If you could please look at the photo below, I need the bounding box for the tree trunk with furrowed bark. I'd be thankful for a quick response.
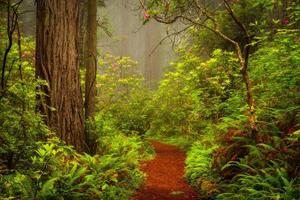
[84,0,97,153]
[85,0,97,119]
[36,0,86,152]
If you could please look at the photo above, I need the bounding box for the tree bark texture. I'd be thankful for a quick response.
[84,0,97,119]
[36,0,86,152]
[84,0,97,153]
[235,44,257,135]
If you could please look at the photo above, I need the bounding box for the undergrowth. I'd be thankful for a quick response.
[0,134,151,200]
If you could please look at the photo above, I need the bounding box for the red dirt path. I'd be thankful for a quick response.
[133,141,199,200]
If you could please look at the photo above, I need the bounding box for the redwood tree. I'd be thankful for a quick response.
[84,0,97,119]
[36,0,86,151]
[84,0,97,153]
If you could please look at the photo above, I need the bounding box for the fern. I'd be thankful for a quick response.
[217,161,300,200]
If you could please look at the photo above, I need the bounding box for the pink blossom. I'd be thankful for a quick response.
[282,18,289,25]
[144,11,150,20]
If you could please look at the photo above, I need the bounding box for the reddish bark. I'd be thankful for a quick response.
[36,0,86,152]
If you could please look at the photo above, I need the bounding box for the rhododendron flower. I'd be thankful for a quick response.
[144,11,150,20]
[231,154,238,161]
[282,18,289,25]
[111,63,118,71]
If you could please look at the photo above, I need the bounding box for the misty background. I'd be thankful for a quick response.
[20,0,176,87]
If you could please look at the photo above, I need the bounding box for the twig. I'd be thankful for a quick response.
[223,0,250,40]
[148,25,192,56]
[1,0,23,90]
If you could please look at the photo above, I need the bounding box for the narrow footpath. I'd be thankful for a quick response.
[134,141,199,200]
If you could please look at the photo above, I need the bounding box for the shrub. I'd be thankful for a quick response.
[217,161,300,200]
[185,136,219,198]
[96,54,153,136]
[0,35,49,171]
[0,135,149,200]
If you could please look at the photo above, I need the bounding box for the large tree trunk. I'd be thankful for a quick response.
[36,0,86,152]
[85,0,97,119]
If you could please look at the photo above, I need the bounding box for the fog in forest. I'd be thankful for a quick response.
[99,0,175,87]
[20,0,175,87]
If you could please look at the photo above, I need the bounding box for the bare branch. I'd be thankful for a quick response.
[223,0,250,40]
[138,0,146,10]
[148,25,192,56]
[1,0,23,90]
[16,20,22,80]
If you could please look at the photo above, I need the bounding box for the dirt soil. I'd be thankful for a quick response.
[133,141,199,200]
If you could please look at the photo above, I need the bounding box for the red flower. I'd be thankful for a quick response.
[282,18,289,25]
[231,154,238,161]
[288,127,295,133]
[144,11,151,20]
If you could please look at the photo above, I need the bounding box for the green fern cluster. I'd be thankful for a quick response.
[217,161,300,200]
[0,134,148,200]
[185,137,220,198]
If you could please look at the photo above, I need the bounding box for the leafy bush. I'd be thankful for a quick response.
[185,136,219,198]
[217,161,300,200]
[96,54,153,136]
[251,30,300,135]
[0,34,49,171]
[148,25,300,200]
[98,132,154,162]
[0,135,148,200]
[150,48,243,137]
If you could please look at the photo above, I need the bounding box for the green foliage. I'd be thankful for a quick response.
[0,32,49,171]
[251,30,300,134]
[0,80,48,164]
[149,50,202,136]
[1,1,300,200]
[97,54,143,103]
[1,135,147,200]
[145,9,300,199]
[96,54,153,136]
[150,47,245,137]
[185,142,214,181]
[144,0,284,56]
[185,138,219,198]
[0,38,151,199]
[98,132,154,162]
[146,132,196,150]
[217,161,300,200]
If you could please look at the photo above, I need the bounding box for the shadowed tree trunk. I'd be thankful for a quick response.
[84,0,97,153]
[36,0,86,152]
[85,0,97,120]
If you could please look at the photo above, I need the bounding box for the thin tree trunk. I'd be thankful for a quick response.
[84,0,97,153]
[36,0,86,152]
[85,0,97,119]
[241,63,256,132]
[235,44,257,136]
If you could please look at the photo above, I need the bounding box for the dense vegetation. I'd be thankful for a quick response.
[143,0,300,199]
[0,1,153,199]
[1,0,300,199]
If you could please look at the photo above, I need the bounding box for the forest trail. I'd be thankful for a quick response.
[133,141,199,200]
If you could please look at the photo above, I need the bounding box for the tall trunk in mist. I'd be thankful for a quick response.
[84,0,97,153]
[85,0,97,119]
[36,0,86,152]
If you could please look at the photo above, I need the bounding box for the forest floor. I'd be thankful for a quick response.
[133,141,199,200]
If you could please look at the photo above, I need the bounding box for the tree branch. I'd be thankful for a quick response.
[148,25,192,56]
[223,0,250,40]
